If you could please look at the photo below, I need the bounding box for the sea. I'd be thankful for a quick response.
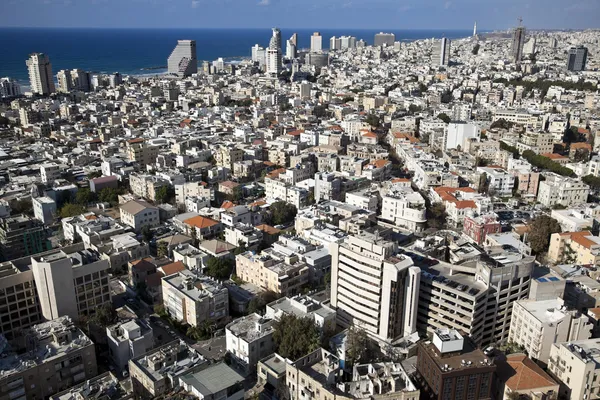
[0,27,475,87]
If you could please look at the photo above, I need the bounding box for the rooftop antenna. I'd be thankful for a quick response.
[517,17,523,27]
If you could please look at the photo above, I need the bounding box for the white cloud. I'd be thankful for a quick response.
[258,0,270,5]
[444,1,452,8]
[191,0,199,7]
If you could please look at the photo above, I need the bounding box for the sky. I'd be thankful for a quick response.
[1,0,599,30]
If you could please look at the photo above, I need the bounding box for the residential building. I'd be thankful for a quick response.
[548,339,600,400]
[179,362,245,400]
[31,246,111,320]
[380,184,427,232]
[129,340,207,399]
[26,53,55,95]
[416,329,495,400]
[310,32,322,52]
[537,174,590,208]
[374,32,395,47]
[477,166,515,196]
[0,316,97,400]
[119,199,159,232]
[286,348,343,400]
[509,298,592,365]
[225,313,275,375]
[107,319,154,370]
[341,362,420,400]
[548,231,600,266]
[235,249,310,297]
[0,215,51,261]
[50,371,132,400]
[90,175,119,193]
[330,229,421,342]
[257,354,287,399]
[462,213,501,245]
[32,196,56,225]
[495,354,559,400]
[314,172,342,202]
[167,40,198,77]
[126,138,158,166]
[0,77,21,98]
[265,295,336,330]
[40,163,61,184]
[161,269,229,327]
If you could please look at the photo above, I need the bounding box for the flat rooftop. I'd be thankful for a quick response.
[420,338,493,372]
[516,299,571,325]
[179,362,244,396]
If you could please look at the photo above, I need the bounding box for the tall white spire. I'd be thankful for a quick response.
[473,21,477,36]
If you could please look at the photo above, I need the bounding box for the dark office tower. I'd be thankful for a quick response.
[511,26,526,63]
[567,46,588,71]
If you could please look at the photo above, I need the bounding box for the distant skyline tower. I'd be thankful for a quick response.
[310,32,322,52]
[26,53,55,95]
[431,38,451,67]
[0,77,21,98]
[374,32,396,47]
[473,21,477,36]
[330,36,341,51]
[266,28,282,77]
[290,32,298,47]
[286,34,297,59]
[511,18,526,64]
[567,46,588,71]
[167,40,198,77]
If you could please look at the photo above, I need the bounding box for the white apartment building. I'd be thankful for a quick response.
[314,172,342,202]
[444,123,480,150]
[40,163,61,184]
[107,319,154,370]
[551,205,600,232]
[265,295,336,330]
[310,32,322,52]
[548,340,600,400]
[162,270,229,327]
[33,196,56,225]
[477,167,516,196]
[30,246,111,320]
[380,185,427,232]
[119,199,159,232]
[175,181,213,205]
[537,173,590,208]
[167,40,198,77]
[345,189,378,212]
[509,299,592,365]
[225,313,274,375]
[515,131,554,154]
[330,229,420,342]
[26,53,55,95]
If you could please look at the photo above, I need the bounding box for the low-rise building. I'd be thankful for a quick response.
[548,231,600,266]
[33,196,57,225]
[119,199,159,232]
[161,269,229,327]
[537,174,590,208]
[341,362,420,400]
[286,348,343,400]
[51,371,133,400]
[265,295,336,330]
[225,313,275,375]
[129,340,207,399]
[495,354,559,400]
[107,319,154,370]
[508,298,592,365]
[548,339,600,400]
[179,362,245,400]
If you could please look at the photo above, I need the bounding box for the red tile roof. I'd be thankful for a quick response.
[184,216,219,229]
[500,354,557,392]
[159,261,186,277]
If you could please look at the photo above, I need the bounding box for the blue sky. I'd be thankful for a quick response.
[2,0,599,30]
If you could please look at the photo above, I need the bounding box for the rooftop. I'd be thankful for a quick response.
[131,340,206,382]
[162,269,226,301]
[226,313,274,343]
[179,362,244,396]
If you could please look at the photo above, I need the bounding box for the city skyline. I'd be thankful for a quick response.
[1,0,599,30]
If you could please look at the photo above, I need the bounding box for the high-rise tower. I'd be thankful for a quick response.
[310,32,322,52]
[167,40,198,77]
[431,38,451,67]
[511,19,526,64]
[567,46,588,71]
[26,53,55,95]
[266,28,282,78]
[473,21,477,36]
[286,34,297,59]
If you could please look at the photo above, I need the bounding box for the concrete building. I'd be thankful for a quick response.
[567,46,588,71]
[126,138,158,166]
[265,295,336,330]
[107,319,154,371]
[167,40,198,77]
[431,38,451,67]
[26,53,55,95]
[286,348,343,400]
[314,172,342,202]
[330,229,421,342]
[341,362,420,400]
[380,184,427,232]
[548,231,600,266]
[31,246,111,320]
[0,77,21,98]
[32,196,57,225]
[0,215,51,261]
[374,32,395,47]
[548,339,600,400]
[129,340,207,399]
[90,175,119,193]
[50,371,132,400]
[537,174,590,208]
[225,313,274,375]
[416,329,495,400]
[161,269,229,327]
[179,362,244,400]
[509,298,592,365]
[0,316,97,400]
[40,163,61,184]
[512,26,526,63]
[119,199,159,232]
[495,354,559,400]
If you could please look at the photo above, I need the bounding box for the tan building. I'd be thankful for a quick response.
[161,269,229,327]
[126,138,158,166]
[286,348,348,400]
[215,145,244,169]
[537,174,590,208]
[548,339,600,400]
[119,199,159,232]
[548,231,600,266]
[495,354,559,400]
[235,250,310,297]
[509,299,592,365]
[0,316,97,400]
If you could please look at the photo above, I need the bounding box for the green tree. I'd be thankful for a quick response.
[408,104,422,114]
[268,201,298,226]
[440,90,453,103]
[346,326,376,365]
[583,175,600,190]
[500,341,527,356]
[87,171,102,179]
[155,185,175,204]
[273,314,321,360]
[490,118,514,130]
[75,188,95,205]
[426,203,447,229]
[527,215,562,254]
[89,303,116,328]
[247,291,279,315]
[59,203,86,218]
[141,225,154,242]
[10,198,34,216]
[157,241,169,258]
[205,256,234,280]
[437,113,451,124]
[472,43,480,55]
[365,114,381,128]
[98,187,119,205]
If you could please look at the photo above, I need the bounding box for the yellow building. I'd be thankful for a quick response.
[548,231,600,266]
